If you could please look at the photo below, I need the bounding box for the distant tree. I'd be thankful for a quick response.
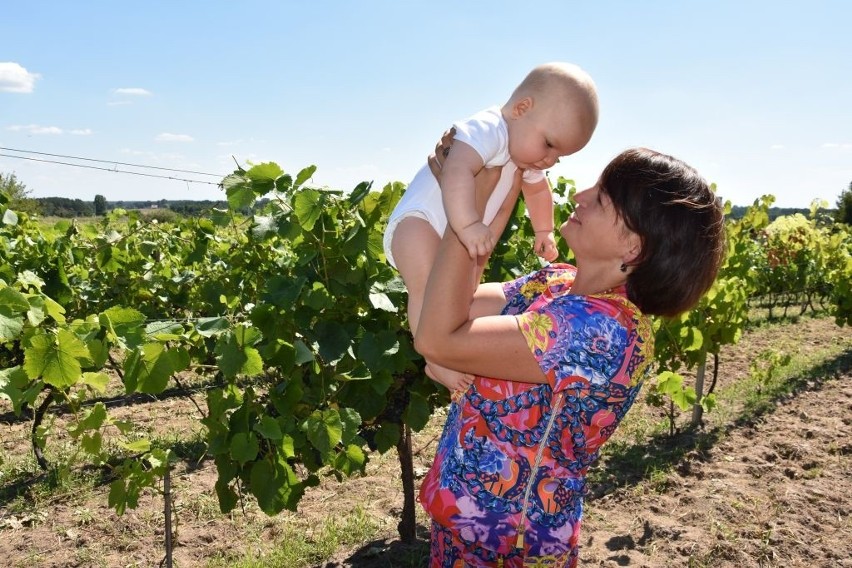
[0,172,27,200]
[835,182,852,225]
[94,194,107,216]
[0,172,40,214]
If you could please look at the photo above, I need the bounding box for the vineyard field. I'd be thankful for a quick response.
[0,315,848,567]
[2,164,851,567]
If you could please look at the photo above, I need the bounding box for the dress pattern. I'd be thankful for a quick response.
[419,264,654,567]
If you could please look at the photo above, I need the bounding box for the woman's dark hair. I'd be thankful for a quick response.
[600,148,726,317]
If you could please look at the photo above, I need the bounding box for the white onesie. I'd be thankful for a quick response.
[383,107,544,268]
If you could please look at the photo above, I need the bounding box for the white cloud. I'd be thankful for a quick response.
[6,124,62,135]
[112,87,152,96]
[770,144,785,150]
[0,62,40,93]
[155,133,194,143]
[821,142,852,150]
[70,129,93,136]
[107,100,133,107]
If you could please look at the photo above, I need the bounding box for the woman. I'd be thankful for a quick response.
[415,147,726,567]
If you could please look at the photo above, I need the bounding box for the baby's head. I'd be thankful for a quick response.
[502,62,599,170]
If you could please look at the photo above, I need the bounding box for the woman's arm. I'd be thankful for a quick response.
[415,219,547,384]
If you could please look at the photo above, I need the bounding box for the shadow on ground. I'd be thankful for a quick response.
[316,525,430,567]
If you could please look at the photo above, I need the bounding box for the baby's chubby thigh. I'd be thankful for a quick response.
[382,164,448,268]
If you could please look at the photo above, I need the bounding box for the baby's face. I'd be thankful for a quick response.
[507,97,591,170]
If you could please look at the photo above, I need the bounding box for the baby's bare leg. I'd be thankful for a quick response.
[392,217,474,392]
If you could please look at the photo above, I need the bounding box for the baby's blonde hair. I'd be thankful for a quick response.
[509,62,599,131]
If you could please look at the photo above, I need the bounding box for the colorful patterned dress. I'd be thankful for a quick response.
[419,264,654,567]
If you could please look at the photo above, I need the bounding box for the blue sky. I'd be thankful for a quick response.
[1,1,850,208]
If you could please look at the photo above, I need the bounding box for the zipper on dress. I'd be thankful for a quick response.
[515,391,564,552]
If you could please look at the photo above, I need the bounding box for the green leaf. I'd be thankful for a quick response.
[223,173,256,210]
[196,316,229,338]
[71,402,108,436]
[119,438,151,452]
[0,306,24,341]
[348,180,372,205]
[86,339,109,367]
[249,455,303,514]
[41,295,66,323]
[123,343,189,393]
[654,371,683,395]
[0,287,30,313]
[0,366,30,414]
[145,320,184,340]
[215,334,264,379]
[339,407,362,444]
[679,326,705,352]
[357,331,400,373]
[108,479,128,515]
[294,165,317,188]
[315,321,350,363]
[215,478,239,513]
[303,282,333,311]
[82,372,110,393]
[304,408,343,454]
[230,432,259,465]
[263,275,307,308]
[368,291,396,312]
[293,188,323,230]
[403,391,431,431]
[671,386,697,411]
[25,296,46,326]
[333,443,366,476]
[101,306,146,349]
[24,329,90,388]
[246,162,284,183]
[210,208,231,227]
[374,422,401,454]
[255,415,283,441]
[294,340,314,365]
[81,431,103,455]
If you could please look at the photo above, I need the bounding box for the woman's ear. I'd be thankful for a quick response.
[622,233,642,265]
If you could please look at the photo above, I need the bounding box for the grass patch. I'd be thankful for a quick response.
[207,505,382,568]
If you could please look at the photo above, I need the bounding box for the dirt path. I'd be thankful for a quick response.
[580,360,851,567]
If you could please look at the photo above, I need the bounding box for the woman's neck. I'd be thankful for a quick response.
[570,263,627,296]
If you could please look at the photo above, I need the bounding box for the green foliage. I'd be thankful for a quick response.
[835,182,852,225]
[2,162,851,525]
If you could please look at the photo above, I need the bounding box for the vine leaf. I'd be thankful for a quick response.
[123,343,189,393]
[250,455,304,514]
[24,329,90,389]
[304,408,343,454]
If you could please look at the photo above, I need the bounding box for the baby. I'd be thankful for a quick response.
[383,62,599,392]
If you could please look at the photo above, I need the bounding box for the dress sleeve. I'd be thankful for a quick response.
[514,295,633,393]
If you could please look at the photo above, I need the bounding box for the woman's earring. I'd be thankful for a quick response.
[619,263,627,273]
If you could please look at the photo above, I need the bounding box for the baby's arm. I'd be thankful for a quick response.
[439,141,494,259]
[522,178,558,262]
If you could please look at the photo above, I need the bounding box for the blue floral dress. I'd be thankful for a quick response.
[419,264,654,567]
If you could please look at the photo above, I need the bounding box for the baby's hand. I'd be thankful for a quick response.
[458,221,494,259]
[534,230,558,262]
